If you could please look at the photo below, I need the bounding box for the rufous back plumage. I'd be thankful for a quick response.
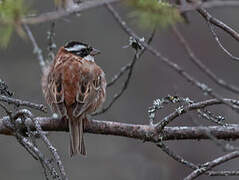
[42,42,106,156]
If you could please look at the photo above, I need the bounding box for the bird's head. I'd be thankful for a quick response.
[64,41,100,62]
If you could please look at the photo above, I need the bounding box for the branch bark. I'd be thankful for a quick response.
[197,8,239,42]
[21,0,119,24]
[21,0,239,25]
[2,116,239,142]
[185,151,239,180]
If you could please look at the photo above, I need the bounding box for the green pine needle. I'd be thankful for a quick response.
[0,0,29,48]
[126,0,182,29]
[0,26,13,48]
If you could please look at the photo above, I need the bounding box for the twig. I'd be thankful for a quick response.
[190,112,237,153]
[149,95,227,130]
[93,52,139,115]
[15,109,68,180]
[154,98,237,180]
[208,171,239,176]
[40,159,50,180]
[197,109,226,126]
[207,21,239,61]
[20,0,239,25]
[107,28,156,87]
[94,27,156,115]
[0,106,59,179]
[21,0,119,24]
[157,142,197,168]
[105,3,239,113]
[47,22,56,64]
[179,1,239,12]
[199,1,239,10]
[148,95,193,126]
[0,79,13,97]
[154,98,237,132]
[23,24,46,71]
[197,8,239,42]
[20,136,60,180]
[0,95,47,112]
[106,61,132,87]
[158,142,239,177]
[184,151,239,180]
[17,137,39,160]
[172,26,239,94]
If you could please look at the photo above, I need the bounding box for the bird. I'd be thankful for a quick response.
[41,41,106,156]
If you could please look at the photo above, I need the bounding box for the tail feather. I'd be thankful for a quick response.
[68,118,87,156]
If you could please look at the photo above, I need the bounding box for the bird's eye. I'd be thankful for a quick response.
[76,48,88,57]
[82,49,88,56]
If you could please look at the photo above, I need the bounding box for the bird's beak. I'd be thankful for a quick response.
[90,48,101,56]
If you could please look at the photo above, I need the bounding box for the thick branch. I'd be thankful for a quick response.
[1,116,239,142]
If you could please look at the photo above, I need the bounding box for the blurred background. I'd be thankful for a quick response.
[1,1,239,179]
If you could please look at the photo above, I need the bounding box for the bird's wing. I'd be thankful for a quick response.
[72,63,100,118]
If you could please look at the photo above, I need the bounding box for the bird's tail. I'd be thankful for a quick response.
[68,117,86,156]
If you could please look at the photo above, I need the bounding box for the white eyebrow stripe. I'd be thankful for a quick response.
[65,44,86,52]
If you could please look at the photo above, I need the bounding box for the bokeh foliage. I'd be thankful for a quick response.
[0,0,182,48]
[127,0,182,29]
[0,0,29,48]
